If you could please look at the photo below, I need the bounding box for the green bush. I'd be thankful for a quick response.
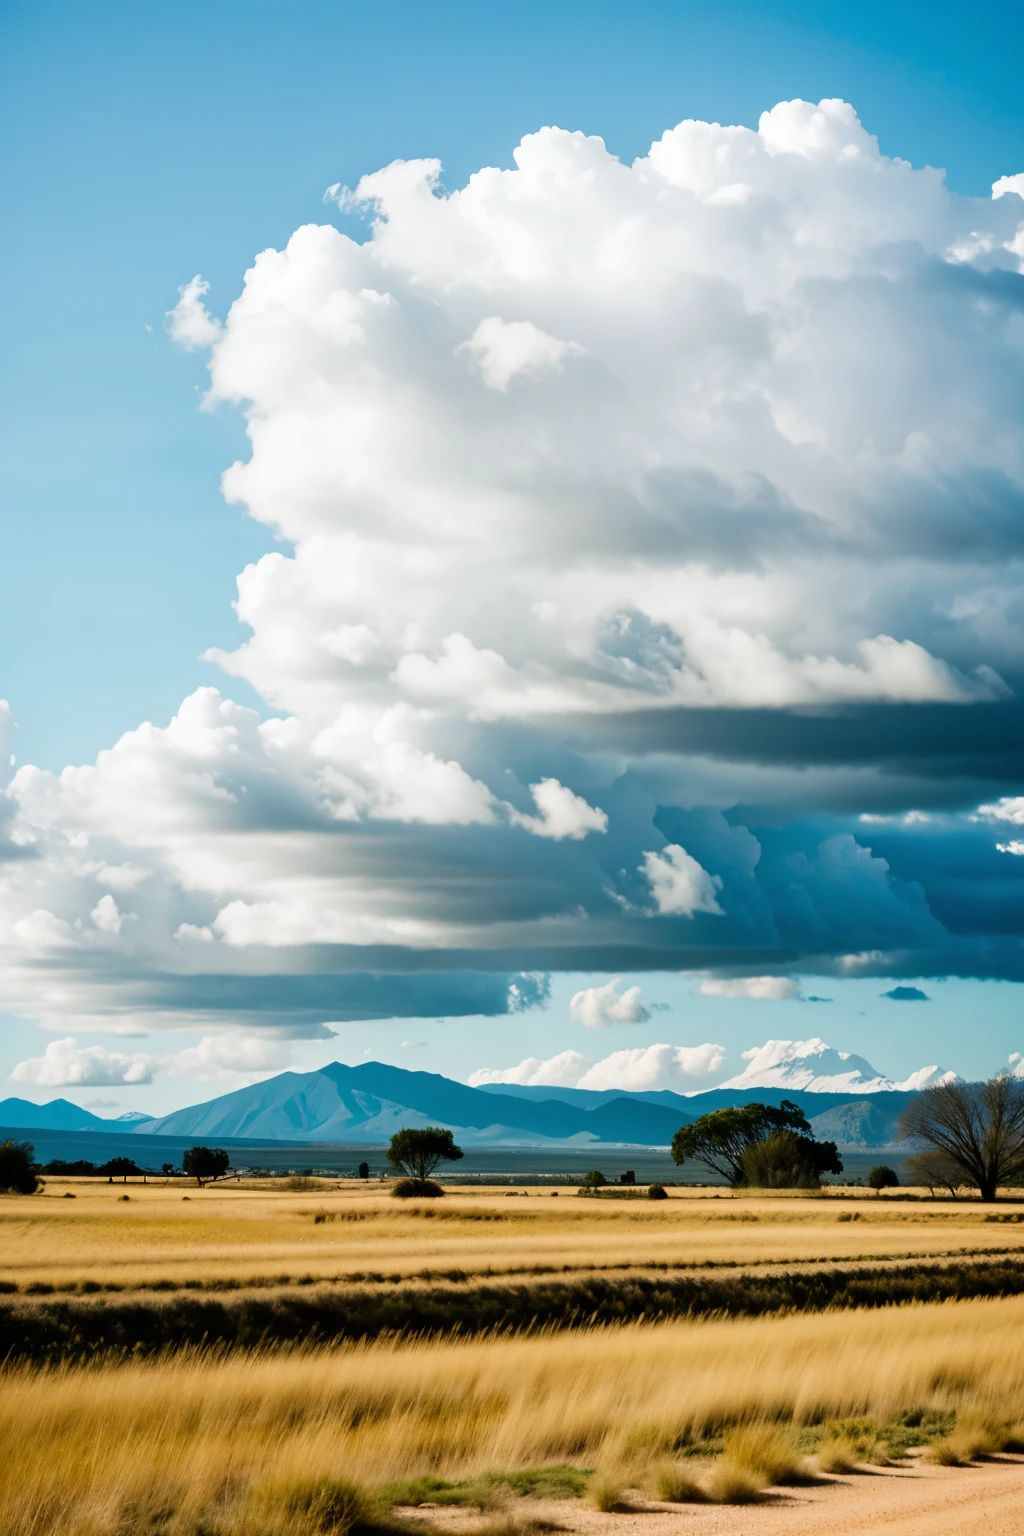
[0,1140,39,1195]
[647,1184,669,1200]
[868,1165,900,1191]
[391,1178,444,1198]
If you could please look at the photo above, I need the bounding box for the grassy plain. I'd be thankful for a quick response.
[5,1294,1024,1534]
[5,1178,1024,1293]
[7,1179,1024,1534]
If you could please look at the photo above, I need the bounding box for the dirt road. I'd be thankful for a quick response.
[577,1458,1024,1536]
[404,1455,1024,1536]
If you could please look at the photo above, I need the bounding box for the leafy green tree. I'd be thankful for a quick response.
[99,1157,143,1184]
[868,1164,900,1191]
[898,1077,1024,1202]
[740,1129,843,1189]
[671,1100,817,1185]
[182,1146,231,1186]
[582,1170,607,1187]
[357,1161,370,1180]
[386,1127,464,1182]
[0,1139,39,1194]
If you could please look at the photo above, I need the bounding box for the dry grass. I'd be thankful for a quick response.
[4,1181,1024,1294]
[4,1293,1024,1532]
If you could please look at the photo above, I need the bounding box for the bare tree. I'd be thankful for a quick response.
[897,1077,1024,1201]
[901,1147,967,1198]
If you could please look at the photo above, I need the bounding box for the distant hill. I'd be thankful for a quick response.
[0,1097,110,1131]
[128,1060,917,1149]
[133,1061,693,1146]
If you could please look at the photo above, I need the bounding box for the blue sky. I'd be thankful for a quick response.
[2,0,1024,1112]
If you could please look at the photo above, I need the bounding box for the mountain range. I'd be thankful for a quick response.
[0,1052,924,1151]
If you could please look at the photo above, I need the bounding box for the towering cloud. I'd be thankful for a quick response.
[2,98,1024,1039]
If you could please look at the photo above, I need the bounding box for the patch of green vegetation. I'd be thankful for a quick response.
[802,1408,956,1458]
[379,1467,592,1508]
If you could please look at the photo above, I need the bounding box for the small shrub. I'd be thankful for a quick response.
[582,1171,607,1188]
[816,1435,860,1473]
[704,1460,764,1504]
[721,1422,804,1485]
[587,1471,625,1511]
[942,1414,1007,1463]
[925,1437,966,1466]
[391,1178,444,1198]
[650,1461,705,1502]
[647,1184,669,1200]
[260,1475,370,1535]
[868,1165,900,1191]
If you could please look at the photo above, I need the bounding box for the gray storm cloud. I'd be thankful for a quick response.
[2,98,1024,1035]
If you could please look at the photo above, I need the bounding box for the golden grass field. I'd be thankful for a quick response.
[4,1177,1024,1293]
[6,1291,1024,1534]
[7,1178,1024,1535]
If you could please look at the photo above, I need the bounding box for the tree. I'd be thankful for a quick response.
[868,1164,900,1191]
[898,1077,1024,1202]
[43,1159,96,1176]
[99,1157,143,1184]
[182,1146,231,1186]
[582,1170,607,1187]
[357,1161,370,1180]
[0,1140,39,1194]
[386,1127,463,1182]
[740,1130,843,1189]
[901,1147,967,1198]
[672,1100,823,1186]
[161,1163,177,1177]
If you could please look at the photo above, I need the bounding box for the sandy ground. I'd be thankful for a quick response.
[399,1455,1024,1536]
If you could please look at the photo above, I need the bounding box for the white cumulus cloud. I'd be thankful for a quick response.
[11,1037,158,1087]
[700,976,801,1000]
[511,779,608,840]
[468,1049,591,1087]
[0,99,1022,1033]
[577,1043,725,1092]
[643,845,724,917]
[569,977,650,1027]
[165,275,223,350]
[469,1041,724,1092]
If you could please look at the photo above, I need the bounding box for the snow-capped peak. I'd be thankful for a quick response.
[717,1038,954,1094]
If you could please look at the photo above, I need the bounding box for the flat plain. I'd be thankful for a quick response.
[6,1177,1024,1536]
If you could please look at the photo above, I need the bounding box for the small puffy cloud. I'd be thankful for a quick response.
[577,1042,725,1092]
[512,779,608,841]
[93,863,150,892]
[978,797,1024,825]
[90,894,123,935]
[12,910,74,950]
[882,985,931,1001]
[569,977,650,1028]
[166,275,222,350]
[456,317,581,391]
[642,845,724,917]
[11,1037,158,1087]
[163,1033,286,1082]
[700,976,801,1001]
[469,1049,591,1087]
